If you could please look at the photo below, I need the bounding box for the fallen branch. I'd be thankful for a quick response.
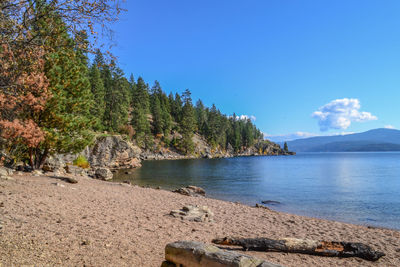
[212,237,385,261]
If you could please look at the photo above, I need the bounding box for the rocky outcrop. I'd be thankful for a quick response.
[237,141,295,157]
[170,205,214,222]
[84,135,142,169]
[173,185,206,197]
[41,135,142,174]
[36,133,292,176]
[162,241,283,267]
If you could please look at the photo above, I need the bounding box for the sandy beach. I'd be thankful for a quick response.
[0,173,399,267]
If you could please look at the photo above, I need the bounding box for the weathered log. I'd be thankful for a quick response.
[212,237,385,262]
[162,241,284,267]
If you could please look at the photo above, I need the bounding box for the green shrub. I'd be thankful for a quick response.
[73,155,90,169]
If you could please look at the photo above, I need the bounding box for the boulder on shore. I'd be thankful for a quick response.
[94,168,113,181]
[161,241,283,267]
[173,185,206,197]
[170,205,213,222]
[66,165,87,176]
[0,167,13,180]
[0,167,13,176]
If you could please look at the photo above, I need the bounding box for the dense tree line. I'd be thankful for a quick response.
[88,58,264,153]
[0,0,263,169]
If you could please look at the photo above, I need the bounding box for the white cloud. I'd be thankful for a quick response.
[312,98,377,131]
[384,125,396,129]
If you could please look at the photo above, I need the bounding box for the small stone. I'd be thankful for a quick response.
[32,170,43,176]
[81,240,90,246]
[52,182,65,187]
[62,177,78,184]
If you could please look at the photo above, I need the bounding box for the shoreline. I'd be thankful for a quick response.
[113,177,399,232]
[1,173,399,266]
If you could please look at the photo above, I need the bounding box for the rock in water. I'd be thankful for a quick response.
[162,241,284,267]
[170,205,213,222]
[261,200,281,205]
[94,168,113,181]
[173,185,206,197]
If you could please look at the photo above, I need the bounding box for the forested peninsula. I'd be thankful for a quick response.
[0,1,291,172]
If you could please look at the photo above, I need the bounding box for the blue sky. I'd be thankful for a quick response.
[105,0,400,141]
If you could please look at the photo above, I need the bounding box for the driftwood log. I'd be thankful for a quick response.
[162,241,284,267]
[212,237,385,261]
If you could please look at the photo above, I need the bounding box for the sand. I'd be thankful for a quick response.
[0,173,399,267]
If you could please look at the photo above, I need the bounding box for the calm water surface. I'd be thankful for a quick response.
[114,152,400,229]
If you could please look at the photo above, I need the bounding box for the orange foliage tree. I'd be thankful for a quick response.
[0,0,125,169]
[0,43,51,167]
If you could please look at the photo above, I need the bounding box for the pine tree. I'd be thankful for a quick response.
[103,62,130,132]
[131,76,152,148]
[171,93,183,123]
[88,63,105,130]
[160,92,172,137]
[39,14,95,166]
[229,113,242,152]
[151,95,163,135]
[284,142,289,152]
[128,73,136,100]
[179,89,196,154]
[195,100,207,135]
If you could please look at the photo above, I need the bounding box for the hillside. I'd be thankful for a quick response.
[286,128,400,152]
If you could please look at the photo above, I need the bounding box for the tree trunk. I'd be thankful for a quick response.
[29,148,34,169]
[212,237,385,262]
[32,146,48,170]
[37,147,49,169]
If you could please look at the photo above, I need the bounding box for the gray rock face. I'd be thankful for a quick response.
[42,135,142,172]
[84,136,142,169]
[162,241,284,267]
[42,154,75,172]
[173,185,206,197]
[170,205,213,222]
[94,168,113,181]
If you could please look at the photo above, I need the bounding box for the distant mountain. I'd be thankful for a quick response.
[285,128,400,152]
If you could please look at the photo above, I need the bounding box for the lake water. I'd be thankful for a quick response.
[113,152,400,229]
